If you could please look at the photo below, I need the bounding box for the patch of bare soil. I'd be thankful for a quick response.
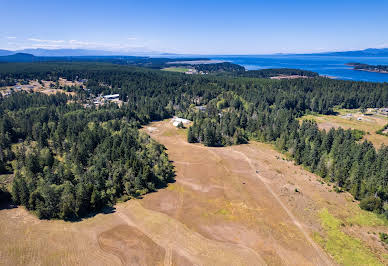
[98,224,165,265]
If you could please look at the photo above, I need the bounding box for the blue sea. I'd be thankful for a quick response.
[210,55,388,82]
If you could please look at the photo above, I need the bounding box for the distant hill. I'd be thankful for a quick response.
[0,49,14,56]
[0,53,37,62]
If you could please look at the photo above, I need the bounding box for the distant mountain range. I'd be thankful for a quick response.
[0,49,15,56]
[1,48,388,58]
[313,48,388,57]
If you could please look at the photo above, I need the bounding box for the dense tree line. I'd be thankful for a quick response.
[11,115,173,219]
[191,62,245,73]
[238,68,319,78]
[0,92,175,219]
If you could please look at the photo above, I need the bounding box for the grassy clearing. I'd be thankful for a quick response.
[161,67,189,73]
[300,109,388,147]
[166,183,184,193]
[346,210,388,227]
[162,127,188,137]
[314,208,382,266]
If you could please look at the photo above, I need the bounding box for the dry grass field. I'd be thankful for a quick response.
[161,67,190,73]
[1,119,388,265]
[300,109,388,147]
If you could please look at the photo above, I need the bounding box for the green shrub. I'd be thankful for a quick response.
[379,232,388,244]
[360,196,383,213]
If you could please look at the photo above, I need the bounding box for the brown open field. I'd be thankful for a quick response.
[1,119,387,265]
[300,110,388,148]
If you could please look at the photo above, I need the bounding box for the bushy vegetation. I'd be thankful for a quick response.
[379,232,388,245]
[376,124,388,136]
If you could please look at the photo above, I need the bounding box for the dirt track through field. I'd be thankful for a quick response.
[232,148,332,266]
[132,121,334,265]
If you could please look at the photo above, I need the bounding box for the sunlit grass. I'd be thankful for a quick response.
[162,67,189,73]
[314,208,382,265]
[346,210,388,227]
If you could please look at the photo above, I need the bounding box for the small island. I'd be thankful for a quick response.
[347,62,388,74]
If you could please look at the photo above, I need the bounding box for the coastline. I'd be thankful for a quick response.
[346,63,388,74]
[353,68,388,74]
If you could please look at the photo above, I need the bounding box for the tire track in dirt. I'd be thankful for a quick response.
[163,246,172,266]
[96,235,125,266]
[115,201,267,266]
[231,147,333,266]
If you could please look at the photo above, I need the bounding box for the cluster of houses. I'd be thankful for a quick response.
[340,108,388,122]
[1,85,34,97]
[379,108,388,115]
[366,108,388,116]
[184,69,208,75]
[90,94,121,106]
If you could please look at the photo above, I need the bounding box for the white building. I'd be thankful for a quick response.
[103,94,120,100]
[172,117,191,127]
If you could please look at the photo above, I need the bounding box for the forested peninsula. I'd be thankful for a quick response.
[347,62,388,74]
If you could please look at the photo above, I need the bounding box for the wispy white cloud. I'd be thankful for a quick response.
[29,43,66,49]
[2,37,161,52]
[66,39,152,51]
[28,38,64,43]
[6,36,16,39]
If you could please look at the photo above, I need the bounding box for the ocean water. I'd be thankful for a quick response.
[210,55,388,82]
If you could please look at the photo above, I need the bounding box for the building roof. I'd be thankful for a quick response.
[103,94,120,99]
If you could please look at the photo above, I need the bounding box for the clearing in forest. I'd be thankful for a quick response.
[300,108,388,147]
[161,67,190,73]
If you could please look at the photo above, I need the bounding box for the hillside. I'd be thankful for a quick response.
[0,53,37,62]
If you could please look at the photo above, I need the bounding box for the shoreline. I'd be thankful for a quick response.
[353,68,388,74]
[346,63,388,74]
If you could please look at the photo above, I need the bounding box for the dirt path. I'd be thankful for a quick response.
[141,122,335,265]
[232,148,332,266]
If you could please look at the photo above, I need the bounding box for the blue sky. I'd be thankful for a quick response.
[1,0,388,54]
